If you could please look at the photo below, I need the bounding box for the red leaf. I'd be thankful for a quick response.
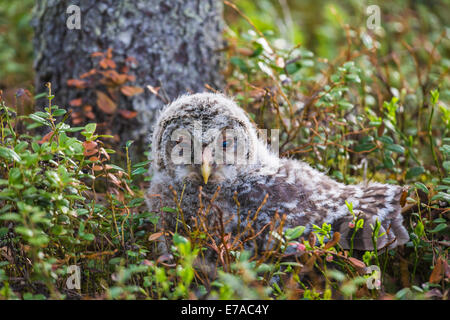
[120,86,144,97]
[83,141,98,156]
[430,257,445,284]
[67,79,86,88]
[106,59,116,69]
[70,98,83,107]
[83,141,98,151]
[348,257,366,270]
[118,109,138,119]
[38,131,54,144]
[80,69,97,79]
[148,232,164,241]
[96,91,117,114]
[91,51,104,58]
[83,148,98,156]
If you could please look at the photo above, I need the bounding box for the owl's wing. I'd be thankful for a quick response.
[332,183,410,251]
[238,159,409,251]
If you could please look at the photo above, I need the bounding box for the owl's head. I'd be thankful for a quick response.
[151,93,273,186]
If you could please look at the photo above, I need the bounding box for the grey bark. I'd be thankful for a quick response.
[32,0,224,154]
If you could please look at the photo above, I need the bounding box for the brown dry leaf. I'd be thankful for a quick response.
[85,111,96,120]
[38,131,54,144]
[71,117,83,125]
[67,79,86,88]
[99,59,109,69]
[121,86,144,97]
[156,253,174,266]
[142,259,154,267]
[107,173,121,186]
[109,72,128,85]
[377,122,385,137]
[69,98,83,107]
[148,232,164,241]
[99,147,110,161]
[83,140,98,151]
[236,47,254,56]
[92,165,103,171]
[91,51,104,58]
[106,48,113,59]
[118,109,138,119]
[400,257,410,287]
[83,148,98,157]
[308,232,317,248]
[105,59,116,69]
[430,257,445,284]
[123,181,135,196]
[96,91,117,114]
[400,189,408,207]
[80,69,97,79]
[347,257,366,270]
[324,232,341,250]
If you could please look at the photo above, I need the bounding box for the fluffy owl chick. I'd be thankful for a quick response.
[147,93,409,254]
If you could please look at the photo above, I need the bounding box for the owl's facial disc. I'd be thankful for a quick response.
[167,126,248,186]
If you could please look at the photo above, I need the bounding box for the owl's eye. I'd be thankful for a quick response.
[222,139,234,149]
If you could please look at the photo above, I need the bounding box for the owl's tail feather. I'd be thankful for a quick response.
[335,184,410,251]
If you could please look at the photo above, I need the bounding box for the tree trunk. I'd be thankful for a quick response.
[32,0,224,155]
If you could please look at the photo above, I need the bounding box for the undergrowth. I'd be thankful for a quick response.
[0,0,449,300]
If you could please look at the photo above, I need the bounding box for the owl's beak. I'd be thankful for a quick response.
[201,147,212,184]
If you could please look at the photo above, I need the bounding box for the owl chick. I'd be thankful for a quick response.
[146,93,409,256]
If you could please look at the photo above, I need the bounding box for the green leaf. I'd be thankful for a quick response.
[414,221,424,237]
[338,101,353,110]
[344,74,361,83]
[429,223,447,233]
[406,166,425,179]
[126,140,134,148]
[0,147,21,162]
[443,161,450,173]
[430,89,439,105]
[52,109,67,117]
[230,56,250,74]
[354,143,376,152]
[385,144,405,154]
[84,123,97,134]
[431,192,450,202]
[81,233,95,241]
[29,113,50,126]
[131,167,147,176]
[377,136,394,145]
[173,233,188,245]
[414,182,429,194]
[107,164,126,172]
[132,160,151,168]
[286,62,301,75]
[284,226,306,240]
